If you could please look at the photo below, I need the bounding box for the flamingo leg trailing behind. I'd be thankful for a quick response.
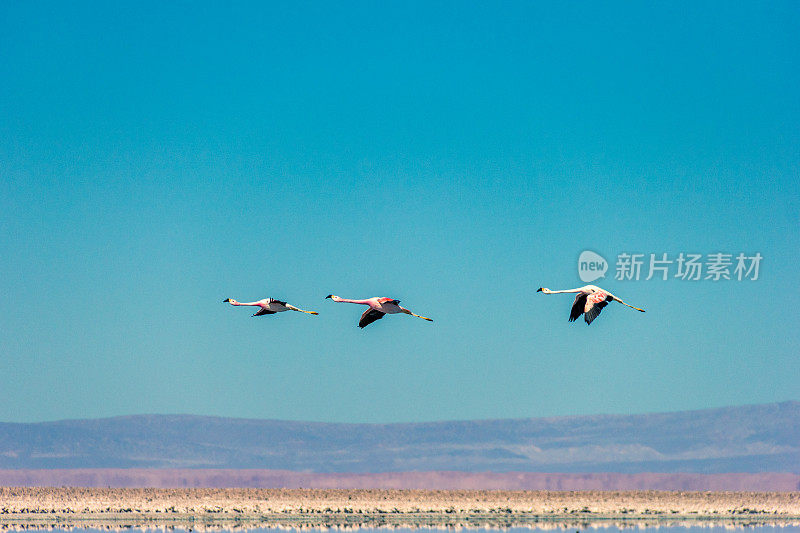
[223,297,318,317]
[325,295,433,328]
[537,285,644,325]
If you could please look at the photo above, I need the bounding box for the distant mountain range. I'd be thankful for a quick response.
[0,402,798,473]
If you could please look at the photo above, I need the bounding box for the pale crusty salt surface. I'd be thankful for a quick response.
[1,488,799,529]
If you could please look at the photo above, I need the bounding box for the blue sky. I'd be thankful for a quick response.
[1,2,798,423]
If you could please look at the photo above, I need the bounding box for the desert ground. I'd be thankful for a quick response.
[0,488,799,529]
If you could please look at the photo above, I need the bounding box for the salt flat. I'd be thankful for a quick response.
[1,487,799,527]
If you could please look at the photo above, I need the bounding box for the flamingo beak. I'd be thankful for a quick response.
[536,288,543,292]
[223,298,231,302]
[324,295,332,299]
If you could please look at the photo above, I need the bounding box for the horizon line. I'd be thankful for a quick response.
[2,399,797,426]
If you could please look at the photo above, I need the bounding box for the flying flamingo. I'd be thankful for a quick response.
[223,297,318,317]
[325,295,433,328]
[537,285,645,325]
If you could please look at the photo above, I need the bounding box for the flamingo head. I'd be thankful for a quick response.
[223,298,232,303]
[537,287,549,293]
[325,294,333,299]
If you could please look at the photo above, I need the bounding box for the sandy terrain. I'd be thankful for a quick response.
[0,487,799,528]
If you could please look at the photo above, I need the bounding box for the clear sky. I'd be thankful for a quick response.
[1,2,798,423]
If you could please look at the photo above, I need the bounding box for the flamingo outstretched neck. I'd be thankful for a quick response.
[325,295,372,305]
[537,287,583,294]
[223,298,260,306]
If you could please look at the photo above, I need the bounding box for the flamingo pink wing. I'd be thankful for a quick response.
[584,292,611,325]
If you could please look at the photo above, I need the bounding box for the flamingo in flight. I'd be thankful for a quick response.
[325,295,433,328]
[537,285,645,325]
[223,297,318,317]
